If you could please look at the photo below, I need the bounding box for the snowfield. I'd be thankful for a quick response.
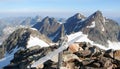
[67,31,120,50]
[27,35,49,48]
[107,40,120,50]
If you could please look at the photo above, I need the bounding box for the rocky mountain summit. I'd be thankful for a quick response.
[33,16,61,37]
[67,11,120,47]
[81,11,120,46]
[0,10,120,69]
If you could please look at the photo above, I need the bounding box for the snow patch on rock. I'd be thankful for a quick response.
[67,32,107,50]
[27,35,49,48]
[107,40,120,50]
[87,21,95,28]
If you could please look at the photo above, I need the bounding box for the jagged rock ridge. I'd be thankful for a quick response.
[33,16,61,37]
[40,11,120,47]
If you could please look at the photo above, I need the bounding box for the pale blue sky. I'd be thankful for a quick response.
[0,0,120,18]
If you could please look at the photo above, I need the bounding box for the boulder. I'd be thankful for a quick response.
[114,50,120,61]
[104,49,114,58]
[68,44,80,53]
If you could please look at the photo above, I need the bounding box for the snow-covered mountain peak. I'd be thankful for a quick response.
[74,13,85,20]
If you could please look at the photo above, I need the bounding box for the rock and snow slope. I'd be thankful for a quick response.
[45,11,120,48]
[0,28,51,68]
[27,35,49,48]
[67,31,120,50]
[1,10,120,68]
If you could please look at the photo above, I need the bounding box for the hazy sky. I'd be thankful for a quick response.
[0,0,120,18]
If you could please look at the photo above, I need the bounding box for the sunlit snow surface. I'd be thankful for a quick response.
[107,40,120,50]
[27,35,49,48]
[67,31,120,50]
[0,46,20,68]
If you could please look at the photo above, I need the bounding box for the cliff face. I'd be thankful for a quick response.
[33,16,61,36]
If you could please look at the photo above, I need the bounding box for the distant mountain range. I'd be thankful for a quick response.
[33,10,120,47]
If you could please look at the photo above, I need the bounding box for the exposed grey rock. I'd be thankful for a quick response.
[1,28,51,56]
[33,16,61,38]
[82,11,120,46]
[11,45,58,64]
[74,42,102,58]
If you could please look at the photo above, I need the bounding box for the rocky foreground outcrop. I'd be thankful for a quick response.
[4,42,120,69]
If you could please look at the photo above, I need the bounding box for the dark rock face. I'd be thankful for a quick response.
[64,13,86,34]
[104,49,114,58]
[33,16,61,37]
[84,17,120,46]
[65,10,120,46]
[1,28,51,55]
[82,11,120,46]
